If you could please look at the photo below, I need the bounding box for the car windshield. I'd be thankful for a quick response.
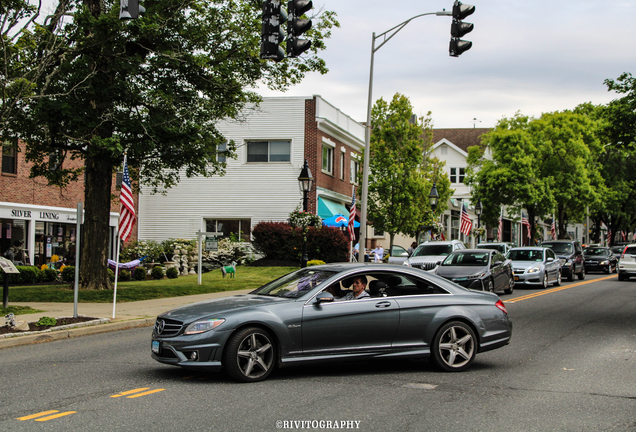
[543,243,573,254]
[509,249,543,261]
[610,247,624,254]
[442,252,489,266]
[477,244,506,253]
[584,248,607,256]
[251,269,337,298]
[412,244,453,257]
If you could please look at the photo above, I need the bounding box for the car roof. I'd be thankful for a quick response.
[510,247,545,250]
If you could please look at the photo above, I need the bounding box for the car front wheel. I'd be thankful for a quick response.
[430,321,477,372]
[223,327,276,383]
[578,266,585,280]
[504,274,514,294]
[554,271,561,286]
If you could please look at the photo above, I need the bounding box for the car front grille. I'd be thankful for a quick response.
[585,261,597,266]
[154,317,183,337]
[513,268,525,275]
[411,262,437,271]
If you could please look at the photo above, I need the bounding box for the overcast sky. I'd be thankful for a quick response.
[257,0,636,129]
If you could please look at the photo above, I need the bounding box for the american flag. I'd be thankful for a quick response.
[118,156,136,242]
[460,204,472,236]
[348,187,356,240]
[498,209,503,242]
[621,231,627,242]
[521,213,531,239]
[607,229,612,244]
[551,216,556,240]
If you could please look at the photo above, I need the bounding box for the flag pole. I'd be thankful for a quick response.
[112,233,121,319]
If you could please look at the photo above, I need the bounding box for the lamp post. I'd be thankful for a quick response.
[429,182,439,213]
[357,10,451,261]
[298,160,313,268]
[475,199,482,244]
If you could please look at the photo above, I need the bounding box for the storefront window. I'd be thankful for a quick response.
[0,219,28,264]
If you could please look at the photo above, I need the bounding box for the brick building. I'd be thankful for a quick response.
[1,140,120,266]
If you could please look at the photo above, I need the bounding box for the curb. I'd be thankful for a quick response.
[0,318,155,350]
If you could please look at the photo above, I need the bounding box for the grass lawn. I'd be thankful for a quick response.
[5,266,298,303]
[0,305,45,316]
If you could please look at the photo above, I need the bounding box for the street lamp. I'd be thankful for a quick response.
[357,9,452,261]
[298,160,313,268]
[475,199,482,244]
[429,182,439,213]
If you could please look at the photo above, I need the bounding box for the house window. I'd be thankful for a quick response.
[450,167,465,184]
[322,145,333,174]
[350,159,360,184]
[246,141,290,162]
[217,143,227,163]
[1,143,17,174]
[340,151,345,180]
[205,219,252,242]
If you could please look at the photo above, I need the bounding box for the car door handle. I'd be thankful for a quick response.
[375,301,392,308]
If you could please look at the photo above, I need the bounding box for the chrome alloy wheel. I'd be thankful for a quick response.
[433,322,476,372]
[236,332,274,379]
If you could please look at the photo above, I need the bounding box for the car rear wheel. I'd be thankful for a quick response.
[486,278,494,293]
[553,271,561,286]
[577,266,585,280]
[223,327,276,383]
[504,274,514,294]
[430,321,477,372]
[618,273,626,281]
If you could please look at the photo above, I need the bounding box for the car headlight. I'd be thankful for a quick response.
[403,261,411,267]
[599,261,609,265]
[564,259,572,265]
[467,272,485,279]
[184,318,225,335]
[527,266,541,274]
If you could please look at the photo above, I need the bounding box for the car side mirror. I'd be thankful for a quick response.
[315,292,334,303]
[547,257,554,262]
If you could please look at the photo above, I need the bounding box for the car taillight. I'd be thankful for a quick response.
[621,246,628,259]
[495,299,508,315]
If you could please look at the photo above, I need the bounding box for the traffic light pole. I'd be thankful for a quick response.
[358,10,451,259]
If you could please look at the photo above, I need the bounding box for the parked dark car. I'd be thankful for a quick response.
[542,240,585,281]
[610,246,625,260]
[151,263,512,382]
[583,246,618,274]
[434,249,514,294]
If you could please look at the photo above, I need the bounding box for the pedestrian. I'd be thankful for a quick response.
[407,242,417,257]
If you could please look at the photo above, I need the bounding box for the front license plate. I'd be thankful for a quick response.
[514,276,519,281]
[152,340,160,354]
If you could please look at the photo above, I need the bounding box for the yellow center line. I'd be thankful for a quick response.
[34,411,76,421]
[126,388,166,398]
[17,410,59,421]
[505,275,617,303]
[110,387,150,398]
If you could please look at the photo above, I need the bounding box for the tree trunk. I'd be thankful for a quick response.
[80,153,114,290]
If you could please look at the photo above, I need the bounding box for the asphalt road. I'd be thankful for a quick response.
[1,273,635,432]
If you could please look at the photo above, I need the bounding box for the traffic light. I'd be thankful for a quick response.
[287,0,313,57]
[449,1,475,57]
[119,0,145,19]
[261,0,288,62]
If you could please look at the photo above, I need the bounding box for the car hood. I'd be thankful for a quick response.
[408,255,446,263]
[584,256,610,262]
[510,260,543,269]
[436,265,488,278]
[160,294,290,322]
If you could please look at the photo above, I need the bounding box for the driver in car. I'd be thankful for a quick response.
[336,276,370,301]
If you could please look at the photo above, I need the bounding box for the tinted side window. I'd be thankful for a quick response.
[624,247,636,255]
[383,273,450,296]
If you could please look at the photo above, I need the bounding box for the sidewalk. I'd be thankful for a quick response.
[1,288,253,349]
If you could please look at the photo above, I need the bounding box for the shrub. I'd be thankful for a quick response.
[252,222,295,260]
[151,266,164,280]
[36,317,57,326]
[108,268,115,282]
[43,268,58,282]
[307,227,349,263]
[133,266,147,281]
[119,269,131,281]
[2,265,41,284]
[307,260,326,266]
[61,266,75,282]
[166,267,179,279]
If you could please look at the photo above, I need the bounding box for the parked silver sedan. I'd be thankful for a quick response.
[151,263,512,382]
[508,247,562,288]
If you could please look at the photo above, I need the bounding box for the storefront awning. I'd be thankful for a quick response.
[318,197,350,219]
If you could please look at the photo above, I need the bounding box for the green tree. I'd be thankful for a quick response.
[466,113,555,243]
[365,93,451,251]
[3,0,338,289]
[603,72,636,151]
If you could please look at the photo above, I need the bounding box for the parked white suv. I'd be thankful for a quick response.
[618,244,636,281]
[403,240,466,271]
